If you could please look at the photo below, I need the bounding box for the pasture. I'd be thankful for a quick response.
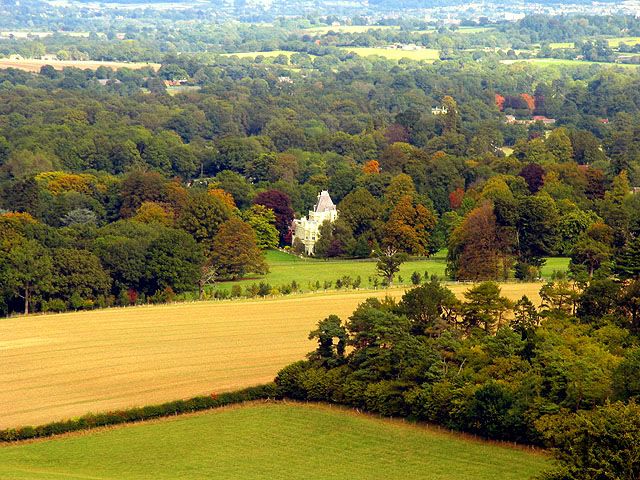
[0,58,160,72]
[0,403,549,479]
[342,47,440,62]
[543,37,640,49]
[214,249,569,292]
[0,281,546,429]
[221,50,299,58]
[303,25,399,34]
[501,58,639,68]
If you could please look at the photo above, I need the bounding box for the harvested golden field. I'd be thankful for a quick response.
[0,283,543,429]
[0,59,160,72]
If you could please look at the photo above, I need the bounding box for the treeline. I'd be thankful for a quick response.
[2,13,640,64]
[276,277,640,479]
[2,51,640,311]
[0,170,279,315]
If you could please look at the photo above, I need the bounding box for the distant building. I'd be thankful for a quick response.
[292,191,338,255]
[431,106,449,115]
[505,114,556,125]
[532,115,556,125]
[40,54,58,61]
[163,79,187,87]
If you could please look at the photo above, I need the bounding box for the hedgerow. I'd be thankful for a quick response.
[0,383,277,443]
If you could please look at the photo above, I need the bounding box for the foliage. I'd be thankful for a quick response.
[209,217,268,280]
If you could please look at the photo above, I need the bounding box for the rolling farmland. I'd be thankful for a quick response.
[0,282,544,429]
[342,47,440,62]
[0,59,160,72]
[0,403,549,479]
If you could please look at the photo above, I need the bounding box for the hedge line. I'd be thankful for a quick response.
[0,383,277,443]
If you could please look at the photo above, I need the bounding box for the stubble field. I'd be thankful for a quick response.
[0,59,160,72]
[1,283,543,429]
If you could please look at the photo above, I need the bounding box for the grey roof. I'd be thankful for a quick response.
[314,190,335,213]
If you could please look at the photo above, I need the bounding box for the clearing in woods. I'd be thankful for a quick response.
[0,282,544,429]
[0,59,161,72]
[0,403,549,479]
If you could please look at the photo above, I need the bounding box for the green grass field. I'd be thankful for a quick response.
[548,42,575,49]
[214,250,569,292]
[304,25,399,34]
[221,50,299,58]
[545,38,640,49]
[0,403,549,479]
[341,47,440,62]
[502,58,639,69]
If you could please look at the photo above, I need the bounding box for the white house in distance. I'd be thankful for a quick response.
[292,190,338,255]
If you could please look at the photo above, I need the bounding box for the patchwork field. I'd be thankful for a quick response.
[342,47,440,62]
[0,403,549,479]
[0,59,160,72]
[1,281,545,429]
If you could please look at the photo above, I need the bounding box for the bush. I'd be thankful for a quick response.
[149,287,176,304]
[42,298,67,313]
[214,289,229,299]
[246,283,259,297]
[258,282,272,296]
[411,271,422,285]
[364,380,410,417]
[275,361,309,400]
[230,285,243,298]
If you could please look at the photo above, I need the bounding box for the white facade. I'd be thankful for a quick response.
[292,190,338,255]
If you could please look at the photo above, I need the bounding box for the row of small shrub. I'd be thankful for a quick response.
[40,287,178,313]
[0,384,277,443]
[209,273,419,301]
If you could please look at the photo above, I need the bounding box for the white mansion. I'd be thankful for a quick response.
[292,190,338,255]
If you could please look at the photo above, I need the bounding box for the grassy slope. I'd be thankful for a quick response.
[215,250,569,292]
[341,47,440,61]
[0,403,549,480]
[502,58,639,68]
[221,50,299,58]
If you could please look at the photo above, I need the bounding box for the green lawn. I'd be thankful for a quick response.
[213,250,569,293]
[502,58,639,69]
[549,42,575,49]
[341,47,440,62]
[0,403,549,480]
[221,50,299,58]
[303,25,399,34]
[605,36,640,47]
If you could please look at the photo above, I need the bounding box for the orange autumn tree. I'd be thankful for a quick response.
[208,187,237,210]
[133,201,174,226]
[449,187,465,210]
[362,159,380,174]
[495,94,505,111]
[520,93,535,111]
[382,195,436,255]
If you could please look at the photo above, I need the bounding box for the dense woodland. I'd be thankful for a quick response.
[277,278,640,479]
[2,50,640,314]
[1,11,640,476]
